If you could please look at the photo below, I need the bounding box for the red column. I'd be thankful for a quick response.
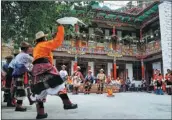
[73,55,78,72]
[141,59,145,79]
[113,57,117,80]
[113,25,116,36]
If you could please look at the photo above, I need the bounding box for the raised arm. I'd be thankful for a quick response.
[40,25,64,50]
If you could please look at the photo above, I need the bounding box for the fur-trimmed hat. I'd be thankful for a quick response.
[5,55,13,59]
[77,66,81,70]
[20,41,31,48]
[61,65,66,68]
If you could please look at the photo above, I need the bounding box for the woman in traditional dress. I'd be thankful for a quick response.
[84,70,94,94]
[30,25,77,119]
[155,73,164,95]
[106,75,114,97]
[165,69,172,95]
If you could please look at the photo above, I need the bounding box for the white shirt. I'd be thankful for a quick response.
[13,52,33,71]
[8,58,16,69]
[59,70,68,79]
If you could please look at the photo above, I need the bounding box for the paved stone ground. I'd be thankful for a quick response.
[1,92,171,119]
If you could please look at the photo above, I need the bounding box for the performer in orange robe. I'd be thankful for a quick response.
[31,25,77,119]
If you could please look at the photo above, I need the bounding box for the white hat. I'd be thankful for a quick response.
[35,31,48,40]
[100,69,104,71]
[61,65,66,68]
[77,66,81,69]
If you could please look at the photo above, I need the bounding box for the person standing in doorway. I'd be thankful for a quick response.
[96,69,106,94]
[59,65,68,82]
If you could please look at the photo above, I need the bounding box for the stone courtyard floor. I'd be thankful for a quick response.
[1,92,171,119]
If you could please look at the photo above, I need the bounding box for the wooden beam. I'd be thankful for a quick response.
[53,51,140,61]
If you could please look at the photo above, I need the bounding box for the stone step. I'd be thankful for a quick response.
[77,84,119,93]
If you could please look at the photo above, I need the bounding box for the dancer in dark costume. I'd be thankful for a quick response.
[3,55,14,106]
[6,50,20,107]
[30,25,77,119]
[12,42,33,111]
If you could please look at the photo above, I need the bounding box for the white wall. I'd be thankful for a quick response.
[159,1,172,76]
[152,62,161,73]
[88,62,94,76]
[117,31,122,40]
[53,59,56,67]
[126,64,133,81]
[107,63,113,77]
[71,61,75,75]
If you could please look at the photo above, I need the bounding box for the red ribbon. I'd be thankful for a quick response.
[24,72,28,85]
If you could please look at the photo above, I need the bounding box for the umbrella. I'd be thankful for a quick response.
[56,17,87,26]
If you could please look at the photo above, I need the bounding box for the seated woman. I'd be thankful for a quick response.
[116,77,121,89]
[105,75,114,97]
[84,70,94,94]
[72,66,84,94]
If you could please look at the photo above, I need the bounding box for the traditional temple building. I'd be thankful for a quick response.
[53,1,164,83]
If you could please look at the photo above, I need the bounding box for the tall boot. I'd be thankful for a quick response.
[97,85,100,94]
[7,92,15,107]
[4,89,10,102]
[59,94,78,110]
[166,88,169,95]
[73,87,76,94]
[101,87,104,94]
[88,86,91,94]
[26,87,34,105]
[36,102,48,119]
[97,88,100,94]
[76,87,79,94]
[15,100,27,112]
[84,90,87,94]
[84,86,87,94]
